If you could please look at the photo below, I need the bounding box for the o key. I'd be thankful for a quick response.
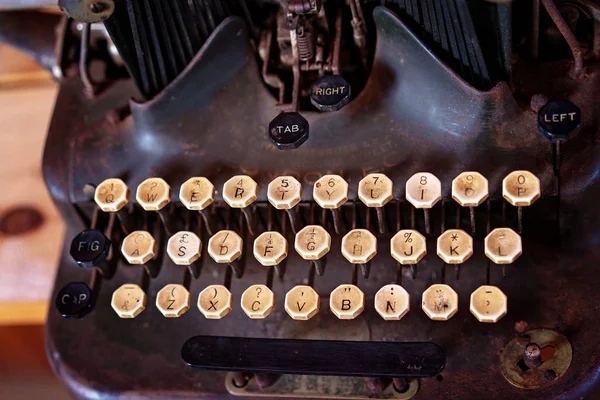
[374,284,410,321]
[452,172,489,234]
[241,284,275,319]
[329,284,365,320]
[198,285,233,319]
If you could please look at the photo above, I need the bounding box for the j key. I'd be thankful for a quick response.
[70,229,110,268]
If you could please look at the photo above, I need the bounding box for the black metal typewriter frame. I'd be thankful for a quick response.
[44,7,600,400]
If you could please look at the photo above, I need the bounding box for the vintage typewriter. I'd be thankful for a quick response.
[3,0,598,398]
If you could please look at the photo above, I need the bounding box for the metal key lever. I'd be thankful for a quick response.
[182,336,445,378]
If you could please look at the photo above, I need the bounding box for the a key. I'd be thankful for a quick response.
[207,230,244,278]
[223,175,258,235]
[156,284,191,318]
[179,177,215,235]
[197,284,233,319]
[374,284,410,321]
[294,225,331,276]
[437,229,473,264]
[111,284,147,318]
[121,230,157,264]
[358,173,393,234]
[267,176,302,234]
[484,228,522,264]
[167,231,202,265]
[310,75,351,112]
[405,172,442,234]
[329,284,365,320]
[253,231,288,278]
[502,171,541,233]
[70,229,110,268]
[284,285,320,320]
[94,178,133,233]
[422,284,458,321]
[241,284,276,319]
[469,285,507,323]
[451,172,489,234]
[313,174,348,234]
[55,282,94,319]
[136,177,178,235]
[341,229,377,279]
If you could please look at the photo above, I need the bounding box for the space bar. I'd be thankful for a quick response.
[181,336,445,378]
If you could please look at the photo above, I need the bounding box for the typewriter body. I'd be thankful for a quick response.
[11,0,599,398]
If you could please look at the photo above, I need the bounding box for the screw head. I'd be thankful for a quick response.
[268,112,309,150]
[310,75,351,112]
[537,99,581,141]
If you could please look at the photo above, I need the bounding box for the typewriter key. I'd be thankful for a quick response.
[469,285,507,323]
[179,177,215,235]
[452,172,489,234]
[207,230,244,278]
[121,230,157,264]
[94,178,133,233]
[374,284,410,321]
[253,231,288,278]
[436,229,473,264]
[310,75,351,112]
[341,229,377,279]
[284,285,320,320]
[484,228,522,264]
[405,172,442,234]
[198,285,233,319]
[390,229,427,265]
[329,284,365,320]
[111,284,147,318]
[223,175,258,235]
[136,178,178,235]
[70,229,111,268]
[241,284,275,319]
[358,173,393,234]
[502,171,541,233]
[537,99,581,175]
[267,176,302,234]
[313,174,348,234]
[294,225,331,276]
[422,284,458,321]
[55,282,94,319]
[166,231,202,265]
[268,112,309,150]
[156,284,191,318]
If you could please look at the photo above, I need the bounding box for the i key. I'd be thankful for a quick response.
[405,172,442,234]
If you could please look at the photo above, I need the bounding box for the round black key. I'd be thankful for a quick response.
[55,282,94,319]
[537,99,581,141]
[268,112,309,150]
[70,229,110,267]
[310,75,351,112]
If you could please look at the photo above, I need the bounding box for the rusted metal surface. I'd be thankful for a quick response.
[42,7,600,400]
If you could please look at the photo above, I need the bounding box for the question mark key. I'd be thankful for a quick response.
[241,284,275,319]
[469,285,507,323]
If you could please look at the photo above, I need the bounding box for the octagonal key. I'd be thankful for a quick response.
[136,177,180,235]
[55,282,94,319]
[391,229,426,279]
[295,225,331,276]
[268,112,309,150]
[223,175,258,235]
[313,174,348,234]
[502,171,541,234]
[94,178,133,234]
[167,231,202,265]
[405,172,441,234]
[437,229,473,264]
[198,285,233,319]
[452,172,489,234]
[342,229,377,279]
[284,285,320,320]
[179,177,215,235]
[156,284,191,318]
[358,173,393,234]
[254,231,288,278]
[121,230,157,265]
[268,176,303,234]
[208,230,244,278]
[241,284,275,319]
[310,75,351,112]
[70,229,110,268]
[422,284,458,321]
[374,284,410,321]
[470,285,507,323]
[330,284,364,320]
[111,284,147,319]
